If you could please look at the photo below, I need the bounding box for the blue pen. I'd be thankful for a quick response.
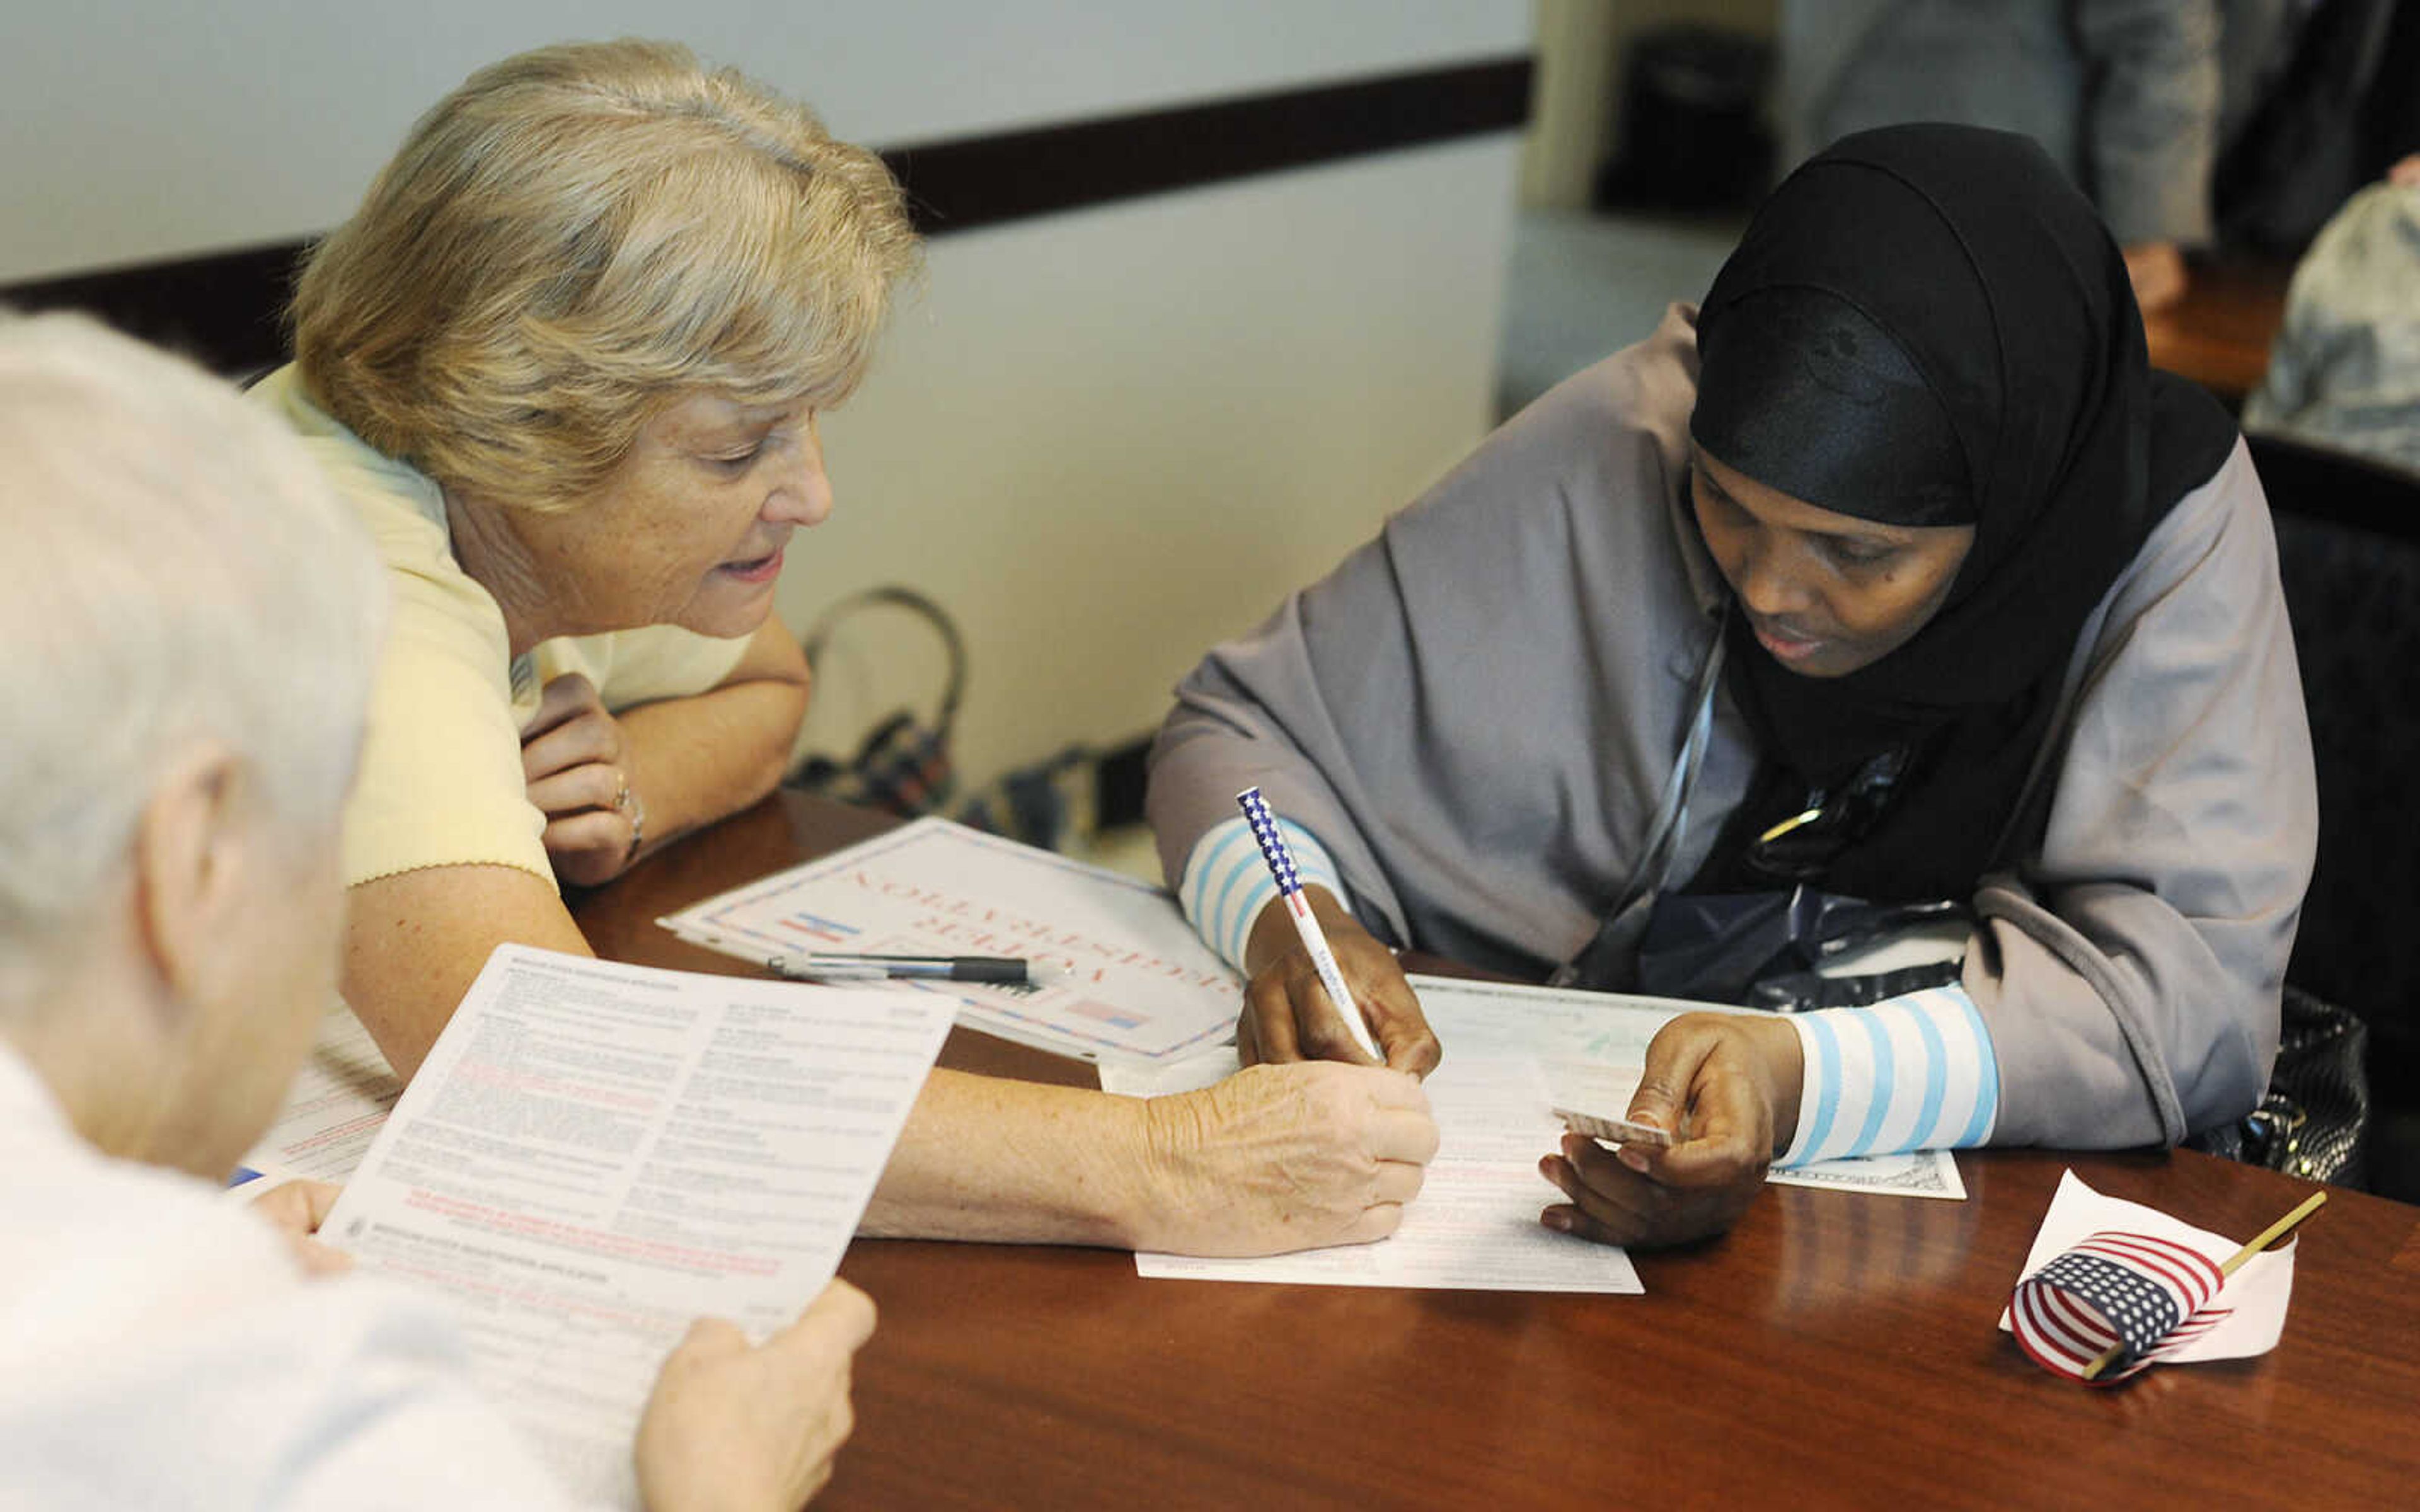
[1235,787,1382,1060]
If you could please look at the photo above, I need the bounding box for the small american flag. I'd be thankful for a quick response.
[2010,1229,2232,1383]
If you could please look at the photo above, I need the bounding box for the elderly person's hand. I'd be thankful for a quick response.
[1538,1012,1803,1249]
[248,1179,354,1277]
[635,1278,874,1512]
[522,672,645,886]
[1129,1061,1438,1256]
[1240,888,1442,1075]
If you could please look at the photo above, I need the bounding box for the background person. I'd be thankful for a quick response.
[271,40,1434,1258]
[0,311,868,1510]
[1148,125,2315,1249]
[1781,0,2299,314]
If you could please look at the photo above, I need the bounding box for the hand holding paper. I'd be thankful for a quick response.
[1538,1012,1802,1249]
[323,945,952,1508]
[636,1280,876,1512]
[245,1179,352,1277]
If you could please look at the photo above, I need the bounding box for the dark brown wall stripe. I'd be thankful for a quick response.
[1,55,1532,376]
[885,57,1533,234]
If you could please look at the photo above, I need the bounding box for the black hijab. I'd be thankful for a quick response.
[1683,125,2239,902]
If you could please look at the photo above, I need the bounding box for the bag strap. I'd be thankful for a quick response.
[798,585,967,733]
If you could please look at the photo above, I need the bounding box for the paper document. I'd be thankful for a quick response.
[1101,974,1964,1293]
[1770,1149,1964,1199]
[231,1000,401,1189]
[660,817,1241,1063]
[324,946,951,1510]
[1102,1043,1644,1294]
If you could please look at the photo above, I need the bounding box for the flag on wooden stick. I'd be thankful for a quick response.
[2010,1230,2230,1382]
[2007,1187,2325,1385]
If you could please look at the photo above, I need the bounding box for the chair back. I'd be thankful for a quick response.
[2250,432,2420,1120]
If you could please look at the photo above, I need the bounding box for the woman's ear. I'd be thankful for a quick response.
[129,742,252,1028]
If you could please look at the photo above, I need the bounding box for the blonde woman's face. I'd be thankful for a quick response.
[512,392,832,639]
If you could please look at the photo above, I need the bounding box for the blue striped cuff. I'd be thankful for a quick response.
[1176,815,1345,970]
[1778,985,2000,1167]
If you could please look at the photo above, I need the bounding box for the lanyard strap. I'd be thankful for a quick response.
[1549,624,1726,990]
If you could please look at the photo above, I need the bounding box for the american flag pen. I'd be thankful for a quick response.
[1235,787,1383,1061]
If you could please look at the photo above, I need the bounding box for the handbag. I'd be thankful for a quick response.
[1553,633,1969,1008]
[786,585,965,818]
[2187,987,2371,1186]
[1632,886,1966,1011]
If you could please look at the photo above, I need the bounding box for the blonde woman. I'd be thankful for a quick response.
[267,40,1435,1256]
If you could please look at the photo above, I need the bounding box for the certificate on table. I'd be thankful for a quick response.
[323,946,951,1511]
[660,816,1242,1064]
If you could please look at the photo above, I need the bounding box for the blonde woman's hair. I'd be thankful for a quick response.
[291,38,920,512]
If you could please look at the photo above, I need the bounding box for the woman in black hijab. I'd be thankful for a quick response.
[1147,123,2312,1249]
[1681,123,2239,908]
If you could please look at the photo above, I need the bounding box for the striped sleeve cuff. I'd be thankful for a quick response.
[1176,815,1345,970]
[1778,985,2000,1167]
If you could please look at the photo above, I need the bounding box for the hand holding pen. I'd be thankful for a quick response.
[1233,789,1442,1077]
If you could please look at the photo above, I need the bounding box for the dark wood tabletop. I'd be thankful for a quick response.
[2144,258,2295,409]
[575,790,2420,1509]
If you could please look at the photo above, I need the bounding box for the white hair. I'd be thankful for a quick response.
[0,312,386,999]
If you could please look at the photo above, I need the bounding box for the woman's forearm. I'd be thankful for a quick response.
[615,621,810,856]
[342,862,596,1080]
[858,1069,1159,1246]
[616,681,806,852]
[861,1060,1440,1257]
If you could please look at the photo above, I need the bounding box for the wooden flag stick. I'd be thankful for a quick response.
[2216,1190,2328,1277]
[2080,1190,2328,1381]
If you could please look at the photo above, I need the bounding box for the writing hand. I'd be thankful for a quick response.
[1240,888,1441,1075]
[1135,1061,1440,1256]
[1538,1012,1802,1249]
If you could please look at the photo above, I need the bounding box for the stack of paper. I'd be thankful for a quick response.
[659,818,1242,1063]
[1099,975,1962,1294]
[322,946,952,1509]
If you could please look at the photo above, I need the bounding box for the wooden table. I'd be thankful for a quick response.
[2143,258,2294,409]
[577,791,2420,1509]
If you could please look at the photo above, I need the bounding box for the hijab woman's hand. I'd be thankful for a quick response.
[1536,1012,1804,1249]
[1238,888,1442,1077]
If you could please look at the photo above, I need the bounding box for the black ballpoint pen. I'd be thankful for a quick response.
[766,952,1061,987]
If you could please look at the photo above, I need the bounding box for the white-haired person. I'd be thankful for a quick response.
[262,39,1434,1256]
[0,311,870,1508]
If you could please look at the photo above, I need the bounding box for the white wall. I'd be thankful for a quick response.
[800,137,1519,786]
[0,1,1525,280]
[2,1,1528,797]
